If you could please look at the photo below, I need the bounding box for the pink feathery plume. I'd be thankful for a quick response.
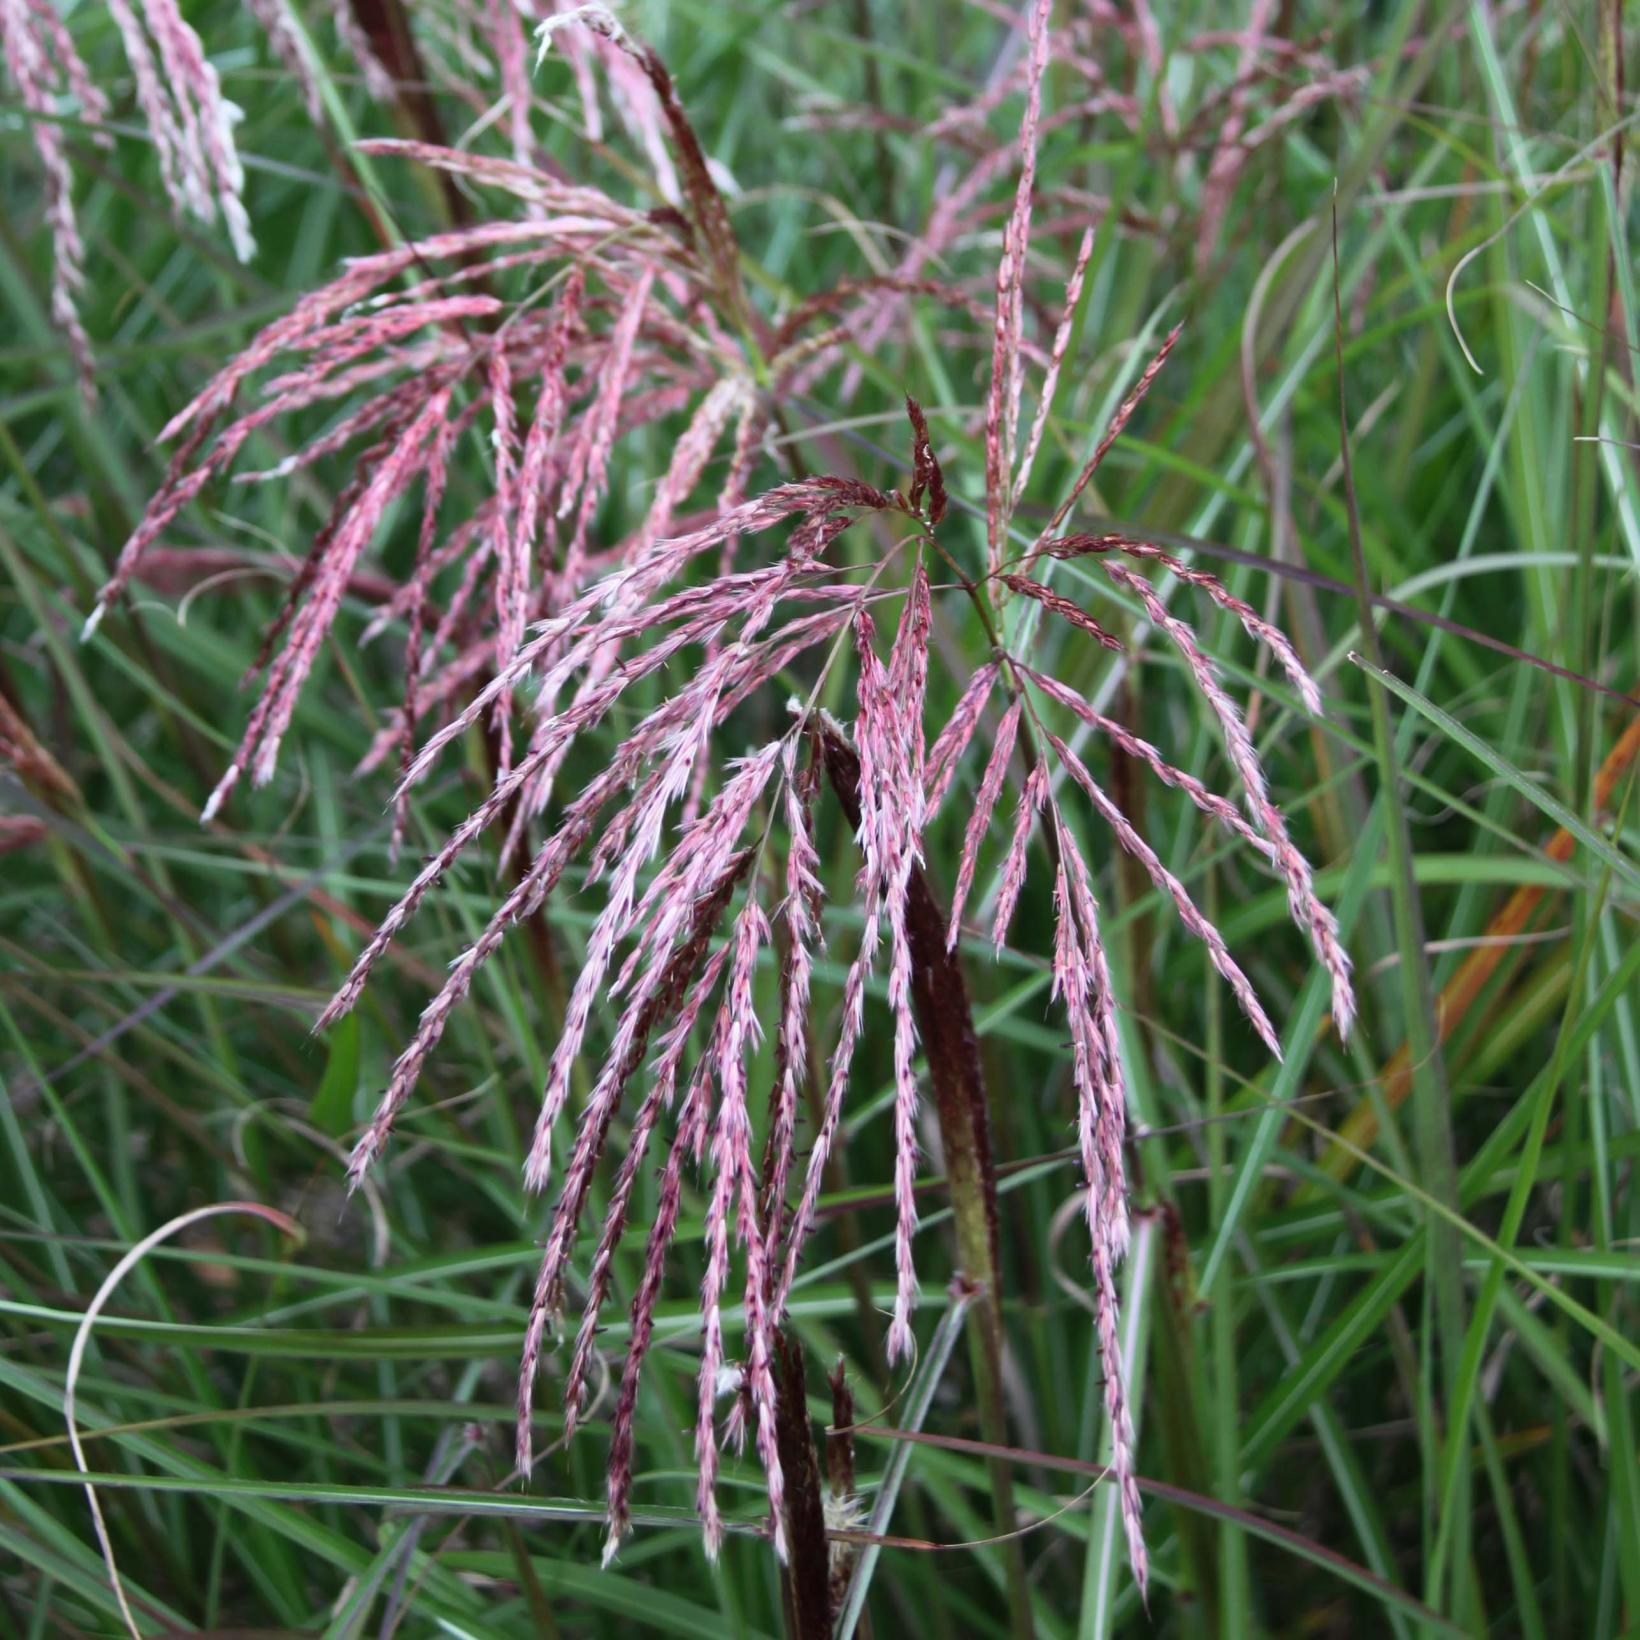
[1041,533,1322,714]
[761,737,823,1267]
[1089,556,1354,1034]
[243,0,322,123]
[356,491,493,646]
[490,0,536,171]
[774,883,876,1317]
[1048,807,1147,1594]
[541,2,681,203]
[417,515,494,669]
[889,559,932,823]
[554,933,732,1451]
[984,0,1053,575]
[1235,68,1368,161]
[1,0,107,398]
[557,265,655,591]
[1046,729,1281,1056]
[84,277,509,638]
[20,0,109,131]
[342,742,640,1188]
[990,760,1045,952]
[1039,322,1183,542]
[536,6,747,325]
[516,270,584,575]
[507,368,754,839]
[102,0,187,219]
[392,521,781,802]
[1018,664,1280,863]
[236,399,473,692]
[353,137,663,235]
[327,0,395,101]
[774,602,924,1340]
[604,1035,720,1564]
[522,738,783,1198]
[437,483,885,822]
[104,0,254,260]
[999,573,1123,651]
[925,661,999,816]
[542,0,606,139]
[879,568,932,1360]
[237,360,462,489]
[391,411,455,860]
[488,345,523,770]
[156,221,559,448]
[946,696,1022,947]
[1014,225,1093,504]
[514,567,810,1188]
[695,900,783,1560]
[201,387,454,822]
[518,850,750,1472]
[647,375,753,545]
[773,718,899,1317]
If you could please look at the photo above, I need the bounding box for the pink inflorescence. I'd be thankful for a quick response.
[316,381,1351,1592]
[91,5,1359,1602]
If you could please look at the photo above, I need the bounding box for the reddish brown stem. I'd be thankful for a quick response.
[773,1329,833,1640]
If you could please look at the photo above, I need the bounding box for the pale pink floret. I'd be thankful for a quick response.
[551,938,730,1458]
[984,0,1053,575]
[1046,730,1281,1057]
[1013,225,1094,506]
[1096,559,1354,1035]
[1038,322,1184,544]
[489,345,524,770]
[326,0,394,100]
[991,761,1046,953]
[925,661,999,816]
[558,266,655,591]
[946,697,1022,947]
[490,0,536,172]
[694,902,782,1559]
[1,0,103,396]
[202,387,454,822]
[103,0,254,261]
[762,740,823,1266]
[603,1034,719,1563]
[243,0,322,123]
[872,577,931,1360]
[1048,814,1146,1594]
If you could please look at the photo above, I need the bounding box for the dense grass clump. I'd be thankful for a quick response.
[1,3,1636,1636]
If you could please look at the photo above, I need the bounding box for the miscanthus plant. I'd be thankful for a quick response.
[64,0,1357,1606]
